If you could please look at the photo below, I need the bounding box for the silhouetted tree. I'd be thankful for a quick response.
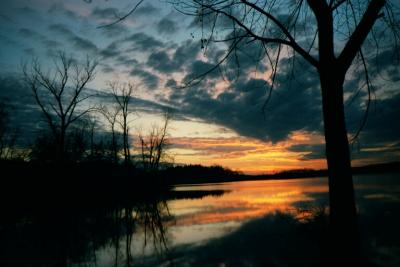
[23,52,97,162]
[0,101,19,160]
[138,112,171,171]
[170,0,399,264]
[109,82,136,166]
[99,105,121,163]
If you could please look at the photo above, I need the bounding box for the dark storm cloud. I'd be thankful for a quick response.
[94,89,174,114]
[147,51,178,73]
[288,144,326,160]
[0,75,43,144]
[125,32,163,52]
[359,93,400,144]
[184,60,220,81]
[130,68,159,89]
[163,56,323,142]
[157,18,179,34]
[146,39,201,74]
[223,39,268,79]
[173,39,201,66]
[48,23,98,52]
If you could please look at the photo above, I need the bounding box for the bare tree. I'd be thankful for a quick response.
[109,82,136,166]
[138,112,171,171]
[99,104,121,163]
[23,52,97,162]
[167,0,398,264]
[0,101,19,160]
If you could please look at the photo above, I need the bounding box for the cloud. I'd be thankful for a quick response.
[16,7,36,15]
[184,60,220,81]
[48,3,82,20]
[18,28,44,40]
[0,33,17,46]
[100,23,129,38]
[134,3,159,16]
[165,79,177,88]
[164,56,323,143]
[91,7,120,20]
[130,68,159,89]
[146,39,201,74]
[48,23,98,52]
[116,57,139,67]
[70,36,98,52]
[157,18,179,34]
[125,32,163,52]
[173,39,201,64]
[100,64,116,73]
[147,51,178,73]
[358,93,400,145]
[0,14,13,24]
[288,144,326,161]
[100,41,121,59]
[0,75,44,144]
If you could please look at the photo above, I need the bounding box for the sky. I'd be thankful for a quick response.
[0,0,399,174]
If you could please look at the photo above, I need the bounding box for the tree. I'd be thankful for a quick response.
[138,112,171,171]
[23,52,97,162]
[109,82,136,166]
[0,101,19,160]
[169,0,399,264]
[99,104,122,164]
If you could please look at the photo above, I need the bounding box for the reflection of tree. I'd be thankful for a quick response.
[0,189,225,267]
[0,199,170,267]
[136,200,170,254]
[105,200,171,267]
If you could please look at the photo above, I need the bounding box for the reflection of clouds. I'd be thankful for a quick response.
[169,179,328,226]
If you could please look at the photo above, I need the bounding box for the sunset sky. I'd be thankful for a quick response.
[0,0,399,174]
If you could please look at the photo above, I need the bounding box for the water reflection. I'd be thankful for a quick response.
[170,178,328,227]
[1,174,399,267]
[0,190,224,267]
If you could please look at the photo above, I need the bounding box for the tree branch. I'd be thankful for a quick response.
[338,0,386,72]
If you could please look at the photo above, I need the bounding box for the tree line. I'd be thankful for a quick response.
[0,52,171,171]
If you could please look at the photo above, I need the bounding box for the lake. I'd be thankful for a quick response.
[2,173,400,267]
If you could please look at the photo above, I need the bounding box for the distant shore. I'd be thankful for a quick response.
[164,161,400,185]
[1,160,399,206]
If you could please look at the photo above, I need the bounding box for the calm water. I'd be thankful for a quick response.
[2,173,400,267]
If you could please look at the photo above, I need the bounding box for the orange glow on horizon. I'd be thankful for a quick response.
[168,131,327,174]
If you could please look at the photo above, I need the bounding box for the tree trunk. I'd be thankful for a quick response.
[320,69,359,265]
